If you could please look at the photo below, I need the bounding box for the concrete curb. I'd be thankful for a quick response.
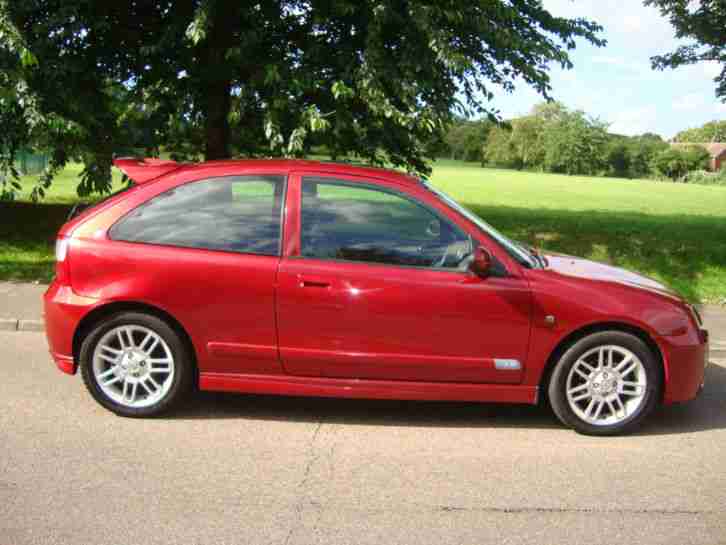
[0,318,44,332]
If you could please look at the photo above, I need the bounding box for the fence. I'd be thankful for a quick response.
[15,150,49,175]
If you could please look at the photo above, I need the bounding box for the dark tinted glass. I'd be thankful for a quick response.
[110,176,285,255]
[300,178,472,269]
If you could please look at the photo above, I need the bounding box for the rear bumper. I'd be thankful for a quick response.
[661,328,709,404]
[43,280,99,376]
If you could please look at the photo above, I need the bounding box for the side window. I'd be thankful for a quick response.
[110,175,285,255]
[300,178,472,269]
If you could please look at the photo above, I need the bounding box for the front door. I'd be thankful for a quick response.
[276,173,532,384]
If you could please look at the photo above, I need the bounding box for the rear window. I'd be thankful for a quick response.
[108,175,286,256]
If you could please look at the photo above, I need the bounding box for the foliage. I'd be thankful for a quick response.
[682,168,726,186]
[483,102,609,176]
[625,133,669,179]
[0,0,603,200]
[442,118,493,162]
[674,120,726,143]
[651,146,711,180]
[646,0,725,102]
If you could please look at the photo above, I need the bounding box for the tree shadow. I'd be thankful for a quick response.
[0,202,72,281]
[169,363,726,437]
[462,203,726,303]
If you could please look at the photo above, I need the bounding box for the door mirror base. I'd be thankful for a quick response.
[469,247,492,278]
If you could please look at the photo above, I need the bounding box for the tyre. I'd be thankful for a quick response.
[80,312,193,417]
[548,331,662,436]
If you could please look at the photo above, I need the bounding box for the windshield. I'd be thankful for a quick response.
[422,181,537,268]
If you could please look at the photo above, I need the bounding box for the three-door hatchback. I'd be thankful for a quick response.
[44,158,709,435]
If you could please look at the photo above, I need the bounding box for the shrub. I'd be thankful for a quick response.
[683,169,726,186]
[651,146,711,180]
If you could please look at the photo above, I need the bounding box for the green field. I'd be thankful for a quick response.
[2,159,726,303]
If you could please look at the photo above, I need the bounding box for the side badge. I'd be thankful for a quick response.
[494,359,522,371]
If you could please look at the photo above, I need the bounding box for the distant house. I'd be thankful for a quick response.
[671,142,726,171]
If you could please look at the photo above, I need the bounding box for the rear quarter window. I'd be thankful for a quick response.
[109,175,286,256]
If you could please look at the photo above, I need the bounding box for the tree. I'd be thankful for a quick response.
[627,134,668,178]
[652,146,711,180]
[674,120,726,143]
[0,0,603,199]
[646,0,725,101]
[542,110,609,175]
[443,118,493,162]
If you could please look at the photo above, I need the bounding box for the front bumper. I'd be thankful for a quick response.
[661,328,709,404]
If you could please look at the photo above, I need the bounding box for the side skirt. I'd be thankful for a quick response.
[199,372,538,404]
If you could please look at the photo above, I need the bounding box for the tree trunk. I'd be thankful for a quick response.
[204,78,232,160]
[202,2,234,161]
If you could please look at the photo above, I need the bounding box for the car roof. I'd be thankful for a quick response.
[113,157,422,186]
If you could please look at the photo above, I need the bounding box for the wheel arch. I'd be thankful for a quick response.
[538,321,665,404]
[72,301,198,385]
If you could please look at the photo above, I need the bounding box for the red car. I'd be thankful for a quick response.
[44,158,708,435]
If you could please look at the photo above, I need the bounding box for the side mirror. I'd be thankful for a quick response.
[469,247,492,278]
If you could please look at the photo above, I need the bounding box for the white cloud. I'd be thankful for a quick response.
[609,106,659,136]
[701,61,722,79]
[622,15,644,33]
[673,93,707,111]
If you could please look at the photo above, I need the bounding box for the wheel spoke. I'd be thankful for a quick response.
[572,391,591,402]
[149,358,172,372]
[614,355,632,372]
[142,337,160,357]
[620,381,644,396]
[97,366,118,380]
[592,400,605,420]
[568,383,589,395]
[98,352,119,364]
[100,345,122,356]
[580,361,596,373]
[138,332,154,352]
[102,374,122,387]
[583,398,597,419]
[139,379,154,395]
[612,395,625,416]
[619,362,638,377]
[122,379,130,400]
[574,368,590,381]
[147,375,161,392]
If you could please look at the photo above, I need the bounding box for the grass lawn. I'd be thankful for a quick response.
[2,159,726,303]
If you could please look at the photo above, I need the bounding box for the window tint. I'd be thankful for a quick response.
[110,176,285,255]
[300,178,472,269]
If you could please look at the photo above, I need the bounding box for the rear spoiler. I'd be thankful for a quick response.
[112,157,184,184]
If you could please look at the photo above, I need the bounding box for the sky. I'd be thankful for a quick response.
[488,0,725,139]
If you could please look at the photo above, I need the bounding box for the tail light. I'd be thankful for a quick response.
[54,236,71,284]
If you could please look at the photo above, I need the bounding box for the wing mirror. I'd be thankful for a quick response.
[469,247,492,278]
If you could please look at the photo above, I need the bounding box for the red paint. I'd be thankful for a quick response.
[44,159,708,407]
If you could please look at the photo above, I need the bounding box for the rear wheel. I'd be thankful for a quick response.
[548,331,661,436]
[80,312,193,417]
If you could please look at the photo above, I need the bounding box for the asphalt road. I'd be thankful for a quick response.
[2,331,725,545]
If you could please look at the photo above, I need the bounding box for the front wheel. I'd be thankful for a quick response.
[548,331,662,436]
[80,312,193,417]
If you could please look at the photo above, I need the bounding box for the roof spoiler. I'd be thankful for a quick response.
[112,157,184,184]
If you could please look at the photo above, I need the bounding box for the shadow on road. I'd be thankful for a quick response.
[169,362,726,436]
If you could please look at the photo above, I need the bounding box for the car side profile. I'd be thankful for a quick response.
[44,158,709,435]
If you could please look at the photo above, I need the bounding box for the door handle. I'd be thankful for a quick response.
[298,275,331,288]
